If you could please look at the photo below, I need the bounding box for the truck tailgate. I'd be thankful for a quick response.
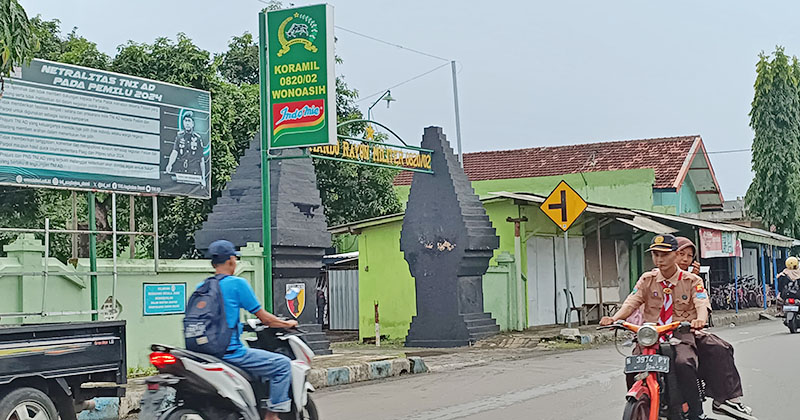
[0,321,127,386]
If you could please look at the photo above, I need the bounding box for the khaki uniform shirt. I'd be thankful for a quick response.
[620,266,710,324]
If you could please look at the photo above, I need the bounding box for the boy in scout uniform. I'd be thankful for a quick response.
[601,234,711,420]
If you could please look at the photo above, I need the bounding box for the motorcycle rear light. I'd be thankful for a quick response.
[150,352,177,367]
[789,298,796,304]
[147,383,160,391]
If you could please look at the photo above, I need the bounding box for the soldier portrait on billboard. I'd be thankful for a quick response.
[166,110,207,187]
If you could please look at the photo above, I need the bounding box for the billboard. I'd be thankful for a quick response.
[263,4,336,149]
[0,59,211,198]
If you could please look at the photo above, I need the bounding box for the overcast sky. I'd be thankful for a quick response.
[20,0,800,200]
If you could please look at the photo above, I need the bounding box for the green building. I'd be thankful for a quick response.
[331,135,734,341]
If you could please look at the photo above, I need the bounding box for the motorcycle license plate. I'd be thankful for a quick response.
[784,305,799,312]
[624,354,670,374]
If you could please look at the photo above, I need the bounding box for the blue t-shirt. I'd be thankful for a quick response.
[197,275,262,359]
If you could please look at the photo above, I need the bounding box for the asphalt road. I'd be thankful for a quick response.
[315,320,794,420]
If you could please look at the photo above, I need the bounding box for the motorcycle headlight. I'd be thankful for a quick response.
[637,325,658,347]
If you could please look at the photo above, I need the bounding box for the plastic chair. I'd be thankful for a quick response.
[564,289,582,325]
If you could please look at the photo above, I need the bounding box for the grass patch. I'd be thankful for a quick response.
[331,337,407,350]
[128,366,158,378]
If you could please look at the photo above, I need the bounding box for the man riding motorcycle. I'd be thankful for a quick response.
[777,256,800,301]
[675,237,755,420]
[205,240,299,420]
[601,234,753,420]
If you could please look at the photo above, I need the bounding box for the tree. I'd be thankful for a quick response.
[314,76,402,226]
[112,34,260,258]
[218,33,259,85]
[747,47,800,236]
[0,6,400,259]
[0,0,38,95]
[213,27,402,227]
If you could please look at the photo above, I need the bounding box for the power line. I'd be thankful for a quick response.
[356,62,451,103]
[706,148,751,155]
[334,26,450,62]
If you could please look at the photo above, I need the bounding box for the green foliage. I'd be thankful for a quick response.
[0,0,38,79]
[218,32,259,85]
[127,366,158,378]
[313,77,402,226]
[59,28,109,69]
[746,46,800,236]
[111,35,260,258]
[0,10,400,259]
[210,27,401,227]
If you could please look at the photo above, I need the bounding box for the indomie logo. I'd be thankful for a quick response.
[276,104,321,124]
[272,99,325,138]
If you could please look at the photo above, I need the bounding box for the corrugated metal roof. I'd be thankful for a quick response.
[616,216,678,235]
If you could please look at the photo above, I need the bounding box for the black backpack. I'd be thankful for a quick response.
[184,274,233,358]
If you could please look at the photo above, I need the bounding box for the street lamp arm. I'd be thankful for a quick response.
[369,90,392,111]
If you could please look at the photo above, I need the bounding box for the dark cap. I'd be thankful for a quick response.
[647,234,678,253]
[183,111,194,121]
[208,239,240,264]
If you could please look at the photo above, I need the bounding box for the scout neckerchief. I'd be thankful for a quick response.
[657,271,682,341]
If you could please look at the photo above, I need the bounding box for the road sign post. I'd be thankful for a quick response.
[540,180,588,328]
[563,230,570,327]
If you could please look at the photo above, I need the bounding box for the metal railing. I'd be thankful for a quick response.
[0,193,160,320]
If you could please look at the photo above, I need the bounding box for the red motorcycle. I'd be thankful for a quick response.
[601,320,703,420]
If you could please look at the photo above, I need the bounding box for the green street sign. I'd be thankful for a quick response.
[261,4,336,150]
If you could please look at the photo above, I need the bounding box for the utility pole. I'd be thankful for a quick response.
[451,61,464,166]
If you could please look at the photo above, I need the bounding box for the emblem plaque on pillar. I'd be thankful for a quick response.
[195,135,333,354]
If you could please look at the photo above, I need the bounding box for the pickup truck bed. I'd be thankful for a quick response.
[0,321,127,420]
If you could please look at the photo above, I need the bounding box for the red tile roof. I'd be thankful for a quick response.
[394,135,700,189]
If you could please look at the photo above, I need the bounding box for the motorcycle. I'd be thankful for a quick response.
[600,320,704,420]
[140,319,318,420]
[783,297,799,334]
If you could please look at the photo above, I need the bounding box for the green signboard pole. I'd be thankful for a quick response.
[259,4,335,312]
[259,12,273,312]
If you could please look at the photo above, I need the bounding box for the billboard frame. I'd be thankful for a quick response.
[0,58,213,199]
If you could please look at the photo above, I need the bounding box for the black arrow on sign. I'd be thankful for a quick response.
[548,190,568,222]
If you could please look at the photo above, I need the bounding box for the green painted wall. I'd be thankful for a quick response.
[356,220,415,341]
[396,168,657,211]
[355,200,523,340]
[0,236,265,369]
[653,178,701,215]
[481,252,522,331]
[679,180,701,214]
[484,199,519,264]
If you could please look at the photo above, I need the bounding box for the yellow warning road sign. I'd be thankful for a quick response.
[540,180,588,231]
